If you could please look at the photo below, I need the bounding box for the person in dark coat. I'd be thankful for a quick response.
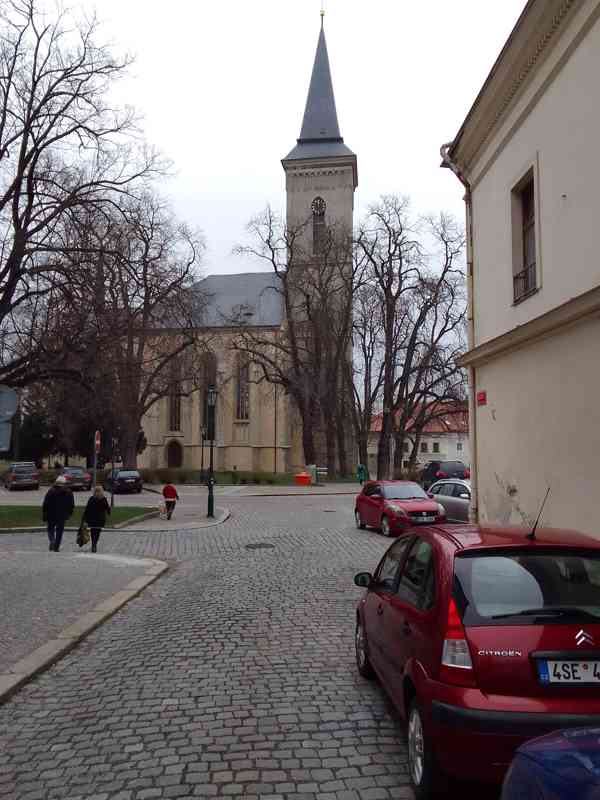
[83,486,111,553]
[42,475,75,552]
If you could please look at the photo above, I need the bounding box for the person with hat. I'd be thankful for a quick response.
[42,475,75,552]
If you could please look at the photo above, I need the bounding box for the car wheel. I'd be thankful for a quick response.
[355,509,366,529]
[355,618,375,679]
[381,515,392,537]
[407,699,444,799]
[137,487,142,493]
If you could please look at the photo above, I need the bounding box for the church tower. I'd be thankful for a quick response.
[282,15,357,249]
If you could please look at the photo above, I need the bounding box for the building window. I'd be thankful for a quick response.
[433,442,440,454]
[168,360,181,432]
[457,442,463,452]
[236,356,250,420]
[201,351,217,429]
[420,442,428,454]
[311,196,326,256]
[512,170,537,302]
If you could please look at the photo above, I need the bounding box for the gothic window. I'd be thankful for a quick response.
[311,196,326,255]
[236,355,250,421]
[201,351,217,428]
[168,359,182,432]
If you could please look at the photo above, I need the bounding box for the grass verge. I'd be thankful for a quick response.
[0,506,150,530]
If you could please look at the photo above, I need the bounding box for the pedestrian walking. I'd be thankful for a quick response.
[162,482,179,520]
[83,486,111,553]
[357,463,368,485]
[42,475,75,552]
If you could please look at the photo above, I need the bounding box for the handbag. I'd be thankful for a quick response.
[77,521,91,547]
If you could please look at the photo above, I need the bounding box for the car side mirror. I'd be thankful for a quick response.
[354,572,373,588]
[427,492,434,499]
[459,493,470,500]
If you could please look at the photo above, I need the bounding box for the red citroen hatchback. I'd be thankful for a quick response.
[355,480,446,536]
[354,524,600,798]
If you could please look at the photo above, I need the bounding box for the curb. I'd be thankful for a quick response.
[232,490,357,498]
[118,506,231,533]
[0,557,168,706]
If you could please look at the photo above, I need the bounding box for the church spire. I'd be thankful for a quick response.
[298,22,341,143]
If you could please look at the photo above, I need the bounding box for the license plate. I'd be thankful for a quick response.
[414,515,435,523]
[538,659,600,683]
[126,479,135,482]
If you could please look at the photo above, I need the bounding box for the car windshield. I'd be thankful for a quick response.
[383,483,427,500]
[454,550,600,625]
[118,471,140,478]
[64,468,84,475]
[442,462,464,471]
[12,464,35,473]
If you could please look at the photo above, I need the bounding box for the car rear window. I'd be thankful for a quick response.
[383,483,427,500]
[454,549,600,625]
[442,461,465,472]
[64,467,84,474]
[12,464,35,473]
[118,471,140,478]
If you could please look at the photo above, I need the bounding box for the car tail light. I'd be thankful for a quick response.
[435,470,447,479]
[464,468,470,479]
[440,597,476,687]
[84,473,91,480]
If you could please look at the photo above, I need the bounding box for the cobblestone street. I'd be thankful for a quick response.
[0,495,417,800]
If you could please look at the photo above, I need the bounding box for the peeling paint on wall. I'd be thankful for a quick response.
[480,473,534,527]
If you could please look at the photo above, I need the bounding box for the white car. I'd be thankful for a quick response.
[428,479,471,522]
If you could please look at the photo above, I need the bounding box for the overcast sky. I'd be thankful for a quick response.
[79,0,525,275]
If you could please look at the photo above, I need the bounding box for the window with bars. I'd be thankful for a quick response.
[236,356,250,420]
[421,442,428,454]
[433,442,440,454]
[512,170,537,302]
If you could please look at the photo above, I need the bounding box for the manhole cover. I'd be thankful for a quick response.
[245,542,275,550]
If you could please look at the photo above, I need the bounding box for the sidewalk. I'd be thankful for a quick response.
[0,548,167,702]
[144,482,360,498]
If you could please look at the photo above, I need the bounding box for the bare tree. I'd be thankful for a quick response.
[0,0,161,385]
[356,197,466,479]
[232,206,356,474]
[36,191,207,466]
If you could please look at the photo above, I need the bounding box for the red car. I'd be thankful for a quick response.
[354,524,600,798]
[355,480,446,536]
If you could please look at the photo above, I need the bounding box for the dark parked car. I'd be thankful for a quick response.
[104,469,143,494]
[355,480,445,536]
[3,462,39,490]
[420,459,469,489]
[428,479,471,522]
[502,727,600,799]
[354,524,600,797]
[59,466,92,491]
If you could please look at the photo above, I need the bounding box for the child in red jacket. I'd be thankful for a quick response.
[162,483,179,520]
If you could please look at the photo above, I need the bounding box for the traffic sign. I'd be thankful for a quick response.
[95,430,101,453]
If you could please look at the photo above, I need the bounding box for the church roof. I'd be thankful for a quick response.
[194,272,283,329]
[283,24,356,163]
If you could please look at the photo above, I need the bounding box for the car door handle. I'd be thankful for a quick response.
[403,621,412,636]
[377,604,384,616]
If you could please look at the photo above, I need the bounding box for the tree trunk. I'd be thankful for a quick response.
[393,430,406,479]
[120,421,139,468]
[323,405,337,479]
[357,433,369,478]
[335,408,348,478]
[377,412,393,479]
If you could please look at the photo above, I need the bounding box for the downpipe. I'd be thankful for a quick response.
[440,143,478,523]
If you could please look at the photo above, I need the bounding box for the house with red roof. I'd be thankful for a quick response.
[368,403,469,477]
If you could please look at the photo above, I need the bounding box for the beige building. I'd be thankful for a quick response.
[443,0,600,532]
[140,19,357,474]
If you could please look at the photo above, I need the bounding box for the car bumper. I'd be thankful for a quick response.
[428,700,600,783]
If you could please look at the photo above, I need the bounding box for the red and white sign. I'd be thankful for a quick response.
[476,391,487,407]
[94,430,101,453]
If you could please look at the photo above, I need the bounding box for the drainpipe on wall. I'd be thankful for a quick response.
[440,142,478,524]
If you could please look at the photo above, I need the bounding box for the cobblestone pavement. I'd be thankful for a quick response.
[0,496,426,799]
[0,551,153,672]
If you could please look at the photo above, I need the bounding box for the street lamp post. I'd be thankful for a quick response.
[200,424,206,482]
[206,386,217,518]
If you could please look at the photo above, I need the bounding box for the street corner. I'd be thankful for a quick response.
[0,551,168,706]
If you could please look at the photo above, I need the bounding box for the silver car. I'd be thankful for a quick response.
[428,479,471,522]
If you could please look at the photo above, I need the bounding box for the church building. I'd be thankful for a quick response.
[139,16,357,474]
